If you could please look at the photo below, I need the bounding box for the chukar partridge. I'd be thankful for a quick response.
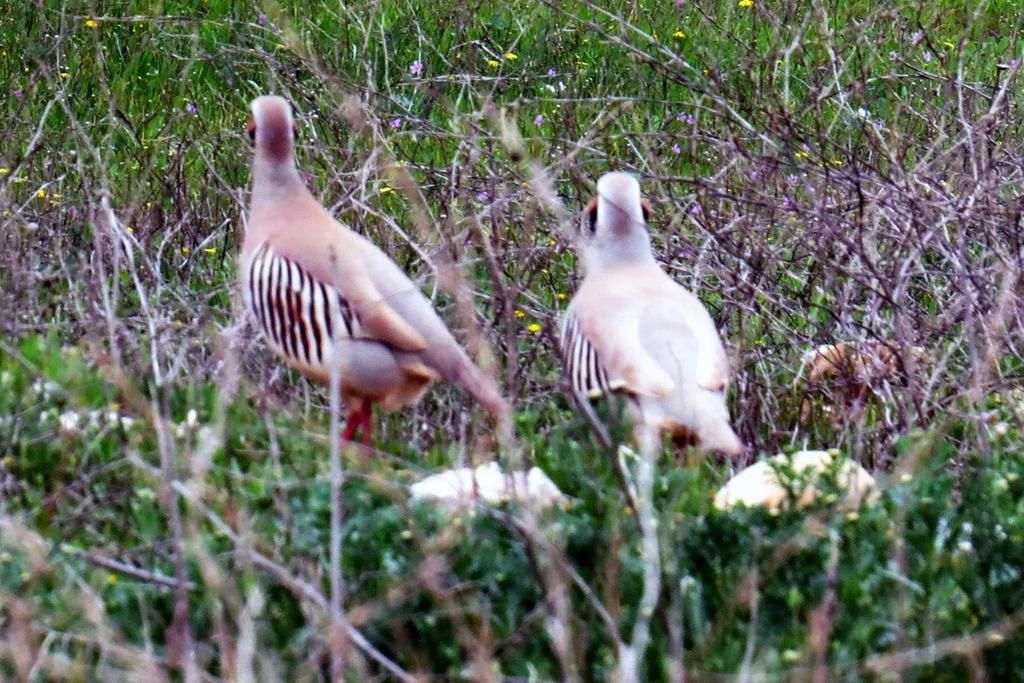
[559,172,743,455]
[240,95,510,445]
[800,340,927,425]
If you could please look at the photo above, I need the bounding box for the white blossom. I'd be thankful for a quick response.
[59,411,80,434]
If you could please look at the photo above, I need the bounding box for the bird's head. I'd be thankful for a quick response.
[582,172,654,270]
[248,95,299,165]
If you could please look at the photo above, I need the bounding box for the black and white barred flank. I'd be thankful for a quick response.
[246,241,359,370]
[559,311,611,399]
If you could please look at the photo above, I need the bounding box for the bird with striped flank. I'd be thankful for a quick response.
[560,172,743,455]
[240,95,511,446]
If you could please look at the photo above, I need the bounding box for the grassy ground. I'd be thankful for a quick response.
[1,0,1023,680]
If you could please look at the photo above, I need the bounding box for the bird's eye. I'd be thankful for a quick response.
[586,196,598,234]
[640,198,651,223]
[246,117,256,147]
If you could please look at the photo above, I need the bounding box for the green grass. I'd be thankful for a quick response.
[2,0,1024,680]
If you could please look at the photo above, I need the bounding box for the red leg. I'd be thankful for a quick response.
[341,406,361,442]
[360,405,373,447]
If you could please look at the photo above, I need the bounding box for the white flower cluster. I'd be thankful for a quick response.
[54,407,136,436]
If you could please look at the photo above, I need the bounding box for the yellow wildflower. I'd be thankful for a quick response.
[181,246,190,255]
[505,52,518,60]
[831,159,845,167]
[36,189,46,198]
[673,31,686,39]
[487,59,500,68]
[126,226,134,233]
[514,310,526,319]
[85,19,98,28]
[527,323,541,333]
[107,574,118,585]
[379,186,394,194]
[557,293,567,301]
[943,41,956,49]
[203,247,217,255]
[60,71,70,78]
[0,168,8,175]
[739,0,753,6]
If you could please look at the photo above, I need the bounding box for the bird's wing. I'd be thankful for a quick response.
[646,284,730,392]
[560,297,674,399]
[266,223,428,353]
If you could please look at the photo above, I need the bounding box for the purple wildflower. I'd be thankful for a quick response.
[751,170,760,181]
[689,205,702,216]
[923,51,933,62]
[546,68,557,77]
[671,143,682,155]
[888,51,898,60]
[676,246,697,259]
[258,13,266,25]
[801,142,811,152]
[13,89,23,99]
[389,117,402,128]
[783,195,795,207]
[787,174,799,185]
[1011,58,1021,69]
[477,190,490,202]
[911,31,922,46]
[533,114,544,126]
[185,102,198,114]
[676,112,696,125]
[410,60,424,76]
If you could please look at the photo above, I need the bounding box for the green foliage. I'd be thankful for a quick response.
[2,337,1023,678]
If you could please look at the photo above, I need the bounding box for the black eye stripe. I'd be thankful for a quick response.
[587,205,597,233]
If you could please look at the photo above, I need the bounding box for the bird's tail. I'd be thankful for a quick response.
[448,353,514,434]
[694,389,744,456]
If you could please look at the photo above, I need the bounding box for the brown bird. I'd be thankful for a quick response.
[240,95,510,445]
[800,340,926,425]
[560,172,743,455]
